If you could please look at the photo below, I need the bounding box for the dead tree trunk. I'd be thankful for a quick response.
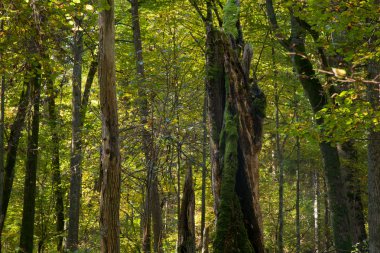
[177,165,195,253]
[189,1,265,252]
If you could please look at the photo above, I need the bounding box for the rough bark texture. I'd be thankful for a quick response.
[213,105,253,253]
[193,2,265,251]
[367,60,380,253]
[46,75,64,252]
[67,17,83,252]
[19,61,41,253]
[99,0,121,251]
[177,166,195,253]
[265,3,352,251]
[205,26,225,213]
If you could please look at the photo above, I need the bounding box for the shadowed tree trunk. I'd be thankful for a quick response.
[177,165,195,253]
[99,0,121,251]
[0,15,5,250]
[67,16,83,252]
[46,73,64,252]
[0,75,4,253]
[367,60,380,253]
[19,60,41,253]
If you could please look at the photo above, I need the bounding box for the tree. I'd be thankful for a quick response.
[98,0,121,251]
[265,1,352,251]
[190,1,266,252]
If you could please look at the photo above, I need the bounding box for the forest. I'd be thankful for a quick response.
[0,0,379,252]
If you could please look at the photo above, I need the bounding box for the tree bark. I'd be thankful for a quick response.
[367,60,380,253]
[46,74,64,252]
[99,0,121,251]
[191,2,265,251]
[177,165,195,253]
[67,16,83,252]
[19,61,41,253]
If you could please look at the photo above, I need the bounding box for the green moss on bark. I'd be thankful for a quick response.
[214,104,254,253]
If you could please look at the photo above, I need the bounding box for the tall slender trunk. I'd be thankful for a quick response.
[0,75,4,252]
[19,61,41,253]
[99,0,121,250]
[177,165,195,253]
[130,0,151,251]
[46,74,64,252]
[273,46,284,253]
[323,178,332,251]
[295,137,301,253]
[0,15,5,251]
[67,17,83,252]
[313,170,319,253]
[130,0,163,251]
[367,60,380,253]
[200,94,207,248]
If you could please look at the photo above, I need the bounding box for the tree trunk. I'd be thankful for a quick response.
[67,17,83,252]
[0,15,5,249]
[46,74,64,252]
[151,177,163,253]
[200,94,207,249]
[273,49,284,253]
[130,0,163,251]
[338,141,367,246]
[367,60,380,253]
[19,61,41,253]
[0,75,4,253]
[99,0,121,251]
[190,2,265,251]
[313,170,319,253]
[201,227,209,253]
[0,79,30,238]
[177,165,195,253]
[295,137,301,253]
